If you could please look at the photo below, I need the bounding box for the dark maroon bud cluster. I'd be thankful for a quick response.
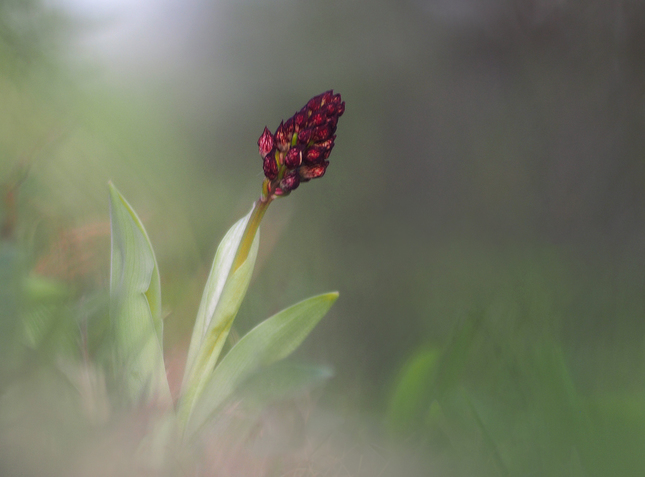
[257,90,345,197]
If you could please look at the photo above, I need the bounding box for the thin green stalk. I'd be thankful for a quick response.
[231,196,271,272]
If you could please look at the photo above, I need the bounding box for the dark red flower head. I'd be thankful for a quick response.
[257,90,345,198]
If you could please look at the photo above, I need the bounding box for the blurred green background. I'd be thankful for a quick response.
[2,0,645,475]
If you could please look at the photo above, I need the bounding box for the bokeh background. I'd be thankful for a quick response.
[2,0,645,475]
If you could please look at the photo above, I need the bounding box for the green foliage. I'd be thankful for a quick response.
[21,275,74,356]
[186,292,338,438]
[108,183,171,406]
[387,251,645,476]
[107,183,336,450]
[179,208,259,426]
[0,241,77,383]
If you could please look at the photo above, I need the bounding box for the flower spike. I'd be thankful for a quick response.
[229,91,345,274]
[257,90,345,200]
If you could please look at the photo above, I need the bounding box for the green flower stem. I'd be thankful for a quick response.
[231,195,272,272]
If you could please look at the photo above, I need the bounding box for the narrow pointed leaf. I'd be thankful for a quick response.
[234,362,333,408]
[185,292,338,438]
[109,182,170,406]
[179,208,260,424]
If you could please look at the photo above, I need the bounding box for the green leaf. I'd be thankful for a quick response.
[108,182,170,406]
[178,208,260,425]
[184,292,338,439]
[234,362,333,408]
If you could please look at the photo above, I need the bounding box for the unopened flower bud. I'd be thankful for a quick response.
[324,103,337,116]
[321,90,334,104]
[263,154,278,180]
[284,146,302,169]
[317,136,335,151]
[297,128,312,146]
[294,111,307,131]
[307,95,324,112]
[310,111,326,127]
[274,121,290,152]
[304,146,325,165]
[299,161,329,181]
[312,125,332,142]
[283,117,295,135]
[258,127,274,157]
[280,169,300,192]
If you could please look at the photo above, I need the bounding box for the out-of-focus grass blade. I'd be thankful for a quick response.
[108,182,170,406]
[178,209,259,425]
[387,347,441,432]
[184,292,338,439]
[387,315,480,433]
[434,314,480,397]
[465,395,510,477]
